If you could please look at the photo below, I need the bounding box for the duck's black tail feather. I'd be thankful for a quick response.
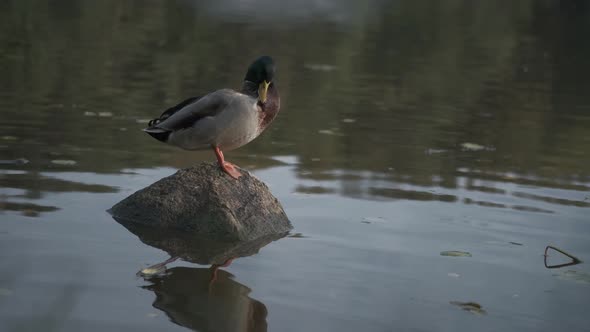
[143,127,171,142]
[143,96,200,142]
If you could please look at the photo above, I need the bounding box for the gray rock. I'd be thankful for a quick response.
[109,162,292,241]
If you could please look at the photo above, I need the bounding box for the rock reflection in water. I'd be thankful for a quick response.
[113,220,286,332]
[115,220,288,266]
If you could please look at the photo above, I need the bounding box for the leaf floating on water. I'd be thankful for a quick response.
[450,301,487,315]
[441,251,472,257]
[555,270,590,284]
[51,159,77,166]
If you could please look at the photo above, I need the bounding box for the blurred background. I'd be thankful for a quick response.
[1,1,589,331]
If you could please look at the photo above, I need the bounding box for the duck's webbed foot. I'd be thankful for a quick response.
[221,162,242,179]
[213,146,242,179]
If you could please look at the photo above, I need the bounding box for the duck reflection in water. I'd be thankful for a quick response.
[142,266,268,332]
[113,219,286,332]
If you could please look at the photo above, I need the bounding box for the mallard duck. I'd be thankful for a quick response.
[144,56,280,179]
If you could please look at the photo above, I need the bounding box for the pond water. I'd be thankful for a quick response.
[1,1,590,331]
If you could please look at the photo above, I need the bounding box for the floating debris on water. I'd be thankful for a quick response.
[146,313,159,318]
[361,217,386,224]
[509,241,524,246]
[83,111,97,117]
[544,245,582,269]
[137,265,167,278]
[1,136,18,141]
[51,159,77,166]
[341,118,356,123]
[136,119,150,124]
[450,301,487,315]
[441,251,472,257]
[98,112,113,117]
[447,272,461,278]
[288,232,306,238]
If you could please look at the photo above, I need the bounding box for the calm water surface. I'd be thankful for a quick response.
[1,1,590,331]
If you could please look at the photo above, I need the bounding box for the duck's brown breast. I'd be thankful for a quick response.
[258,83,280,132]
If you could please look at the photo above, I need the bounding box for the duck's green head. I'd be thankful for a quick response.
[244,56,275,103]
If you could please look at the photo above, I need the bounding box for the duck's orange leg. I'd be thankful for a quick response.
[209,258,235,286]
[213,146,242,179]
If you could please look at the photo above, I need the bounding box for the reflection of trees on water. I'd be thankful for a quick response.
[0,170,117,217]
[294,167,590,213]
[0,0,589,208]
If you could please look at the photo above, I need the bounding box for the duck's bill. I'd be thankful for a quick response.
[258,80,270,103]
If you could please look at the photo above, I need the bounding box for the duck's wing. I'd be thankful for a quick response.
[144,90,235,134]
[147,96,200,128]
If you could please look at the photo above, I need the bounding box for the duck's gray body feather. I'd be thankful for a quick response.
[146,89,262,151]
